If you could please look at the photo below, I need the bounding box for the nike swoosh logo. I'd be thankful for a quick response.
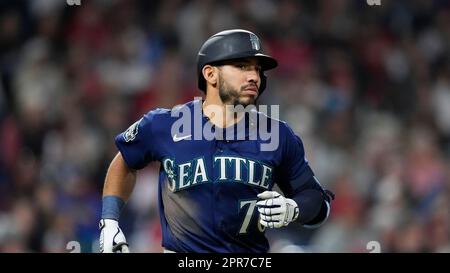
[173,134,192,142]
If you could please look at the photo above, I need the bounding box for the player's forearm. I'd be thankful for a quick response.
[101,153,136,221]
[292,188,332,228]
[103,152,137,201]
[292,189,324,224]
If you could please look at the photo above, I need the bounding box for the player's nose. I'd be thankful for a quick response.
[245,68,260,84]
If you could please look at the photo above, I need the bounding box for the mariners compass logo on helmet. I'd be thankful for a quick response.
[124,118,142,142]
[249,33,260,50]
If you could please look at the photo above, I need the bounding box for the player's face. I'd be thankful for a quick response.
[217,58,262,106]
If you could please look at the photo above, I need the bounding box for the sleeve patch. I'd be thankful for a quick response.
[123,118,142,142]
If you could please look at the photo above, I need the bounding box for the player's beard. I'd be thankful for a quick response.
[218,74,258,107]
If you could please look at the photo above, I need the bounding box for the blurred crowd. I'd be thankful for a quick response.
[1,0,449,252]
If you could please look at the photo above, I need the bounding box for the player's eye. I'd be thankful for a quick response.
[235,64,261,72]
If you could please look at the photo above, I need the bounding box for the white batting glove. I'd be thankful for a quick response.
[99,219,130,253]
[256,191,299,228]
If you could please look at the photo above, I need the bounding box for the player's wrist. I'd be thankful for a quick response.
[101,195,125,221]
[103,219,119,226]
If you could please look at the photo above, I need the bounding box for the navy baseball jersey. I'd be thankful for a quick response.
[115,99,322,253]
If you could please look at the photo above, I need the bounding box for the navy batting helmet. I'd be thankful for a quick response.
[197,29,278,94]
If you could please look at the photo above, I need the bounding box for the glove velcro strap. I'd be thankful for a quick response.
[293,206,299,221]
[113,242,129,253]
[284,200,299,225]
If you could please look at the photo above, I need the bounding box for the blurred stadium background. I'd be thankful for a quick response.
[0,0,449,253]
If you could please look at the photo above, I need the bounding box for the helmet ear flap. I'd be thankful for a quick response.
[259,72,267,94]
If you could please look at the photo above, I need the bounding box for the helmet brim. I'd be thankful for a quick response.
[207,53,278,71]
[253,54,278,71]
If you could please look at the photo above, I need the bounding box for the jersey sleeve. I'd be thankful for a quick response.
[276,122,315,188]
[276,122,332,227]
[115,111,159,170]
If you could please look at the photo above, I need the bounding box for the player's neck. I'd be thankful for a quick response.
[202,98,244,128]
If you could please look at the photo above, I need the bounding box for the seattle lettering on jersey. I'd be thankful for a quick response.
[162,156,273,192]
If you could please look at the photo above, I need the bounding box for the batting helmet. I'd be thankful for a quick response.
[197,29,278,94]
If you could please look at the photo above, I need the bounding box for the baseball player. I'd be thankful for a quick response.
[99,29,334,253]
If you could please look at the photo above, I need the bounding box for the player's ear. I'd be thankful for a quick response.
[202,65,218,88]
